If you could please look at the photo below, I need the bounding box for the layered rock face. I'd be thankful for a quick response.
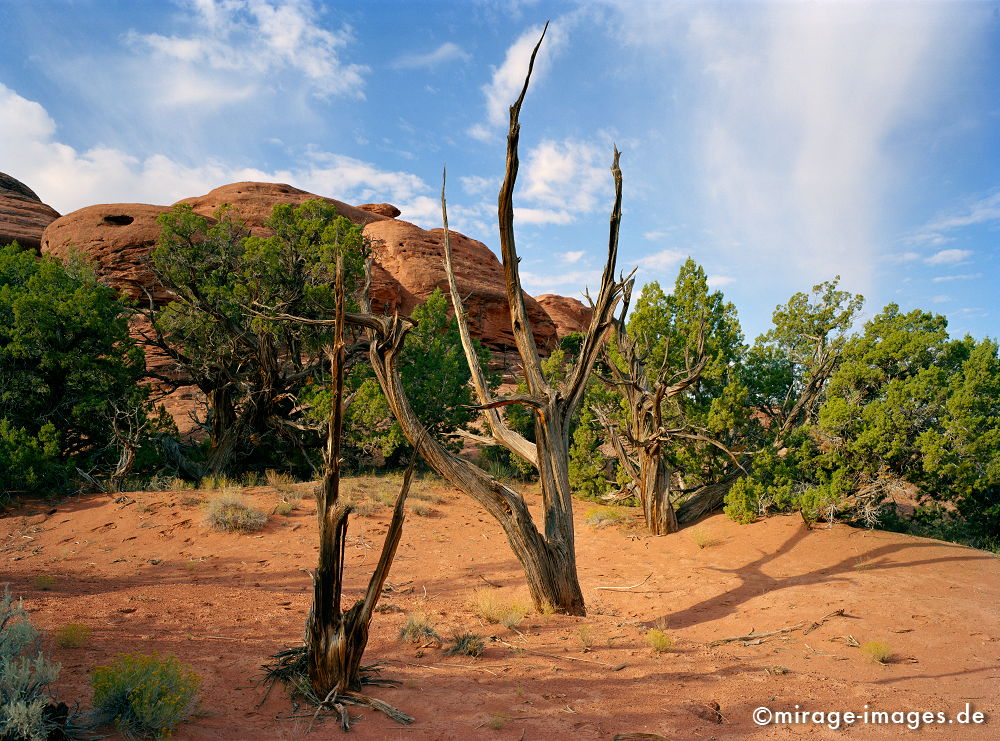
[535,294,593,338]
[0,172,60,253]
[39,181,560,351]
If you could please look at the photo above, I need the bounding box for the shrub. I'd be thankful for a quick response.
[584,506,629,529]
[470,589,528,629]
[32,575,55,591]
[204,493,267,533]
[91,652,201,738]
[398,614,438,644]
[444,632,484,658]
[689,527,721,549]
[646,629,674,653]
[860,640,892,664]
[54,623,91,649]
[409,501,433,517]
[0,586,69,741]
[273,500,294,516]
[264,469,295,488]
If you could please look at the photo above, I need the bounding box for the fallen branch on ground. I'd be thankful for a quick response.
[594,573,653,591]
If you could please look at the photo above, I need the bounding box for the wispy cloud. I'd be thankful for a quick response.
[605,1,979,301]
[516,138,610,223]
[127,0,368,103]
[932,272,983,283]
[560,250,585,263]
[925,189,1000,231]
[392,42,470,69]
[925,249,973,265]
[708,275,735,288]
[469,21,566,141]
[636,248,685,272]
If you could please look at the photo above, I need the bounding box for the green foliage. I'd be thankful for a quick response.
[90,652,201,738]
[1,586,66,741]
[204,492,268,533]
[0,244,149,495]
[152,200,367,474]
[338,288,495,463]
[568,397,611,501]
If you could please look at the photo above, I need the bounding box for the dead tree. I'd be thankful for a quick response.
[264,258,413,730]
[596,314,708,535]
[267,26,628,616]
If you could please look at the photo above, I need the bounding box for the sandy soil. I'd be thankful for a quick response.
[2,477,998,740]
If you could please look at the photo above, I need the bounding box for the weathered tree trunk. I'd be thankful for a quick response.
[638,444,678,535]
[302,259,413,712]
[598,317,706,536]
[676,474,739,525]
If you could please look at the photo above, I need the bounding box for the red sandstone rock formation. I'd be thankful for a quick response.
[174,182,388,233]
[0,172,60,253]
[365,219,557,351]
[535,294,593,338]
[40,203,175,304]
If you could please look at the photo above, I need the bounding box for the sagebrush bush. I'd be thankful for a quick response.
[646,629,674,653]
[204,493,267,533]
[860,640,892,664]
[91,652,201,738]
[0,586,68,741]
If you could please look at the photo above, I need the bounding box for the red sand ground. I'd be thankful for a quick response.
[2,478,998,740]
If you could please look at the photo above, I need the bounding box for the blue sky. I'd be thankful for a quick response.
[0,0,997,341]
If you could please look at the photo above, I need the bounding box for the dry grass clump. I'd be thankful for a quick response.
[204,492,267,533]
[577,624,594,651]
[444,632,484,657]
[470,589,529,629]
[33,574,55,591]
[646,628,675,653]
[584,506,629,529]
[351,500,379,518]
[689,527,721,549]
[273,500,295,516]
[398,613,439,644]
[198,475,238,490]
[54,622,92,649]
[860,640,892,664]
[264,469,296,488]
[409,501,433,517]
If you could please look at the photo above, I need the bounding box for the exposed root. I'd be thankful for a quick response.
[261,646,411,731]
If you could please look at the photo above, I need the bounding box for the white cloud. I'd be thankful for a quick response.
[513,207,573,226]
[0,83,433,218]
[643,230,671,241]
[605,1,979,300]
[925,249,973,265]
[470,21,566,140]
[931,294,952,304]
[560,250,585,263]
[636,249,685,272]
[932,273,983,283]
[520,138,609,213]
[460,175,495,196]
[925,189,1000,231]
[886,251,922,264]
[707,275,735,288]
[127,0,368,103]
[520,268,599,296]
[392,42,470,69]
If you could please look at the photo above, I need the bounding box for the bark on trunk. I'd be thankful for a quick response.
[639,444,678,535]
